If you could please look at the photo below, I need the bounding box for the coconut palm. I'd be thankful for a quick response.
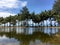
[39,11,48,26]
[20,6,30,26]
[32,14,41,26]
[17,14,26,26]
[47,10,54,26]
[31,12,35,26]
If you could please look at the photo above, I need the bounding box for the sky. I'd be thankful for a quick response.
[0,0,55,17]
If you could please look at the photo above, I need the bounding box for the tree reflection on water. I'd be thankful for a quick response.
[0,27,59,45]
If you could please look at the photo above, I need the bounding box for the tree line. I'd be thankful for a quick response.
[0,0,60,27]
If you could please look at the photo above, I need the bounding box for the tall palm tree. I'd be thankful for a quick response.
[20,6,30,27]
[31,12,35,26]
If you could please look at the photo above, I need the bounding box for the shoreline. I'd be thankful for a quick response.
[0,26,60,28]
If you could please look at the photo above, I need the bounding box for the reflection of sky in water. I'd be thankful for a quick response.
[29,40,51,45]
[16,27,58,35]
[0,27,58,35]
[44,27,58,34]
[0,27,59,45]
[0,35,19,45]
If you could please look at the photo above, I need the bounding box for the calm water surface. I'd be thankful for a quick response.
[0,27,60,45]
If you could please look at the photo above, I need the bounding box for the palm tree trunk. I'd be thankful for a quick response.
[46,20,48,27]
[4,23,5,32]
[7,23,8,27]
[9,23,11,31]
[43,20,45,26]
[18,21,19,27]
[50,20,52,26]
[38,23,39,27]
[41,22,42,26]
[54,21,56,26]
[50,18,52,27]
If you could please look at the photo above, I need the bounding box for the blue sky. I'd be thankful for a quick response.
[0,0,54,17]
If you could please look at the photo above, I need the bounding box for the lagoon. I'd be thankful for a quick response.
[0,27,60,45]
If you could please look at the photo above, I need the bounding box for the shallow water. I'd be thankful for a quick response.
[0,27,60,45]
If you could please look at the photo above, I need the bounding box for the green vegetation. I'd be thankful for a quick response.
[0,0,60,27]
[0,27,56,45]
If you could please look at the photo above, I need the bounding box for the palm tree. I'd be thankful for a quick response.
[1,18,7,31]
[5,17,10,27]
[20,6,30,26]
[55,15,60,26]
[36,15,41,26]
[32,14,41,27]
[0,17,4,26]
[11,16,16,27]
[44,10,51,26]
[47,10,53,26]
[6,15,13,27]
[17,14,26,26]
[31,12,35,26]
[52,11,57,26]
[53,0,60,15]
[40,12,47,26]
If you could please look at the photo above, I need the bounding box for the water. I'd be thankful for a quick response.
[0,27,60,45]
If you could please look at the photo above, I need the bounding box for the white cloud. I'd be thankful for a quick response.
[20,1,27,7]
[0,0,27,17]
[0,0,27,8]
[0,12,15,17]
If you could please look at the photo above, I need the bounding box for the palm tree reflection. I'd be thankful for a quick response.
[0,27,59,45]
